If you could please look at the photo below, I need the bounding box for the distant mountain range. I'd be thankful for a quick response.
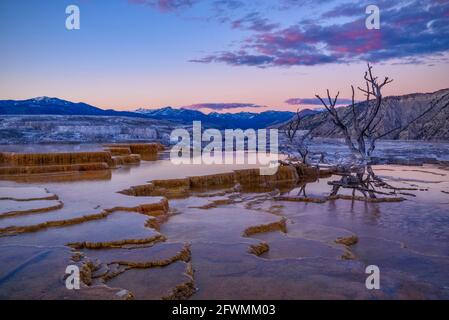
[0,97,295,129]
[135,107,298,129]
[1,89,448,140]
[0,97,146,118]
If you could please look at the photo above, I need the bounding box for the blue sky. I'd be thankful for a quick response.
[1,0,448,112]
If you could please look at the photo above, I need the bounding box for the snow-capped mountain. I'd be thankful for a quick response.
[135,107,210,123]
[0,97,295,129]
[0,97,147,118]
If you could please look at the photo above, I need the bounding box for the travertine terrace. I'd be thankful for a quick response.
[0,143,165,181]
[0,145,448,299]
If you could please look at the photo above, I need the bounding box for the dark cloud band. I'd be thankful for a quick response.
[183,103,266,110]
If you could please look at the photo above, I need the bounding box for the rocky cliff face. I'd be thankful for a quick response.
[296,88,449,140]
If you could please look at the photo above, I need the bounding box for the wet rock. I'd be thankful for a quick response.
[2,150,448,300]
[0,143,163,179]
[67,234,167,250]
[111,154,141,167]
[0,199,63,218]
[249,242,270,256]
[185,262,194,278]
[189,242,397,299]
[80,261,95,285]
[115,289,134,300]
[153,178,191,188]
[92,264,110,279]
[0,246,130,299]
[119,183,189,199]
[0,151,112,167]
[243,218,287,237]
[80,243,189,268]
[0,211,110,235]
[102,263,128,281]
[190,198,237,209]
[341,249,356,260]
[0,162,110,176]
[119,165,318,200]
[286,223,355,248]
[105,143,164,155]
[335,235,359,246]
[71,251,84,262]
[103,147,132,156]
[110,244,191,268]
[163,279,196,300]
[0,197,169,236]
[189,172,236,189]
[255,232,343,260]
[106,262,194,300]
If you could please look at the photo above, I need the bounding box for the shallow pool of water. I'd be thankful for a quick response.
[0,151,448,299]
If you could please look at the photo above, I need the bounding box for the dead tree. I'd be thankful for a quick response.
[315,63,447,199]
[282,108,324,165]
[316,64,393,169]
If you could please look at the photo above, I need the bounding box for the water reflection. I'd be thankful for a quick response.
[0,151,448,299]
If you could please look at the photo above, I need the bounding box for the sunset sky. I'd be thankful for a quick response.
[1,0,449,113]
